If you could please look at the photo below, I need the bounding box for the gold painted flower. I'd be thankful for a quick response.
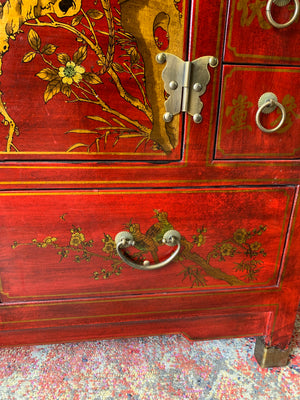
[193,233,205,247]
[70,231,85,247]
[250,242,261,251]
[233,229,248,244]
[193,227,207,247]
[59,61,85,85]
[43,236,57,245]
[220,243,235,257]
[102,234,116,255]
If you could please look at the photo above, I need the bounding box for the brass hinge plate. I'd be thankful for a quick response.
[156,53,218,124]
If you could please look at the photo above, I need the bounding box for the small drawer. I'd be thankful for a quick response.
[0,187,295,302]
[215,65,300,160]
[225,0,300,65]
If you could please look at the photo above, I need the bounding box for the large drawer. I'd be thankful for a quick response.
[0,187,295,302]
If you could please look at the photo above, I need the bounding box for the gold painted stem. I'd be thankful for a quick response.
[71,84,151,135]
[181,240,245,286]
[100,0,115,72]
[0,91,17,152]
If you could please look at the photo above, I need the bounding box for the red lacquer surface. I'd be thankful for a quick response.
[225,0,300,65]
[0,187,295,301]
[215,66,300,159]
[0,0,188,160]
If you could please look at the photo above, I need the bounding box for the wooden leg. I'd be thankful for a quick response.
[254,337,291,368]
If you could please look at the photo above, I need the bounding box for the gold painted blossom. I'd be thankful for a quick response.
[250,241,261,251]
[70,228,85,247]
[193,227,206,247]
[59,61,85,85]
[220,243,236,257]
[70,231,85,247]
[102,234,116,255]
[233,228,248,244]
[25,35,102,104]
[32,236,57,248]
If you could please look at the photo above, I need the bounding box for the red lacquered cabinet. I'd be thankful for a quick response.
[0,0,299,367]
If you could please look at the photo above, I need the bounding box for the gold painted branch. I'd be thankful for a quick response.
[0,91,18,152]
[25,13,153,121]
[182,244,245,286]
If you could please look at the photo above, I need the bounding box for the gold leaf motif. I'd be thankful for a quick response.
[73,46,87,65]
[36,68,58,81]
[66,143,89,152]
[22,52,36,63]
[41,44,57,55]
[66,129,98,134]
[5,21,14,36]
[112,62,125,73]
[44,79,61,103]
[127,47,140,65]
[86,116,111,125]
[28,29,41,51]
[71,14,84,27]
[82,72,102,84]
[57,53,71,65]
[61,83,72,98]
[86,9,104,19]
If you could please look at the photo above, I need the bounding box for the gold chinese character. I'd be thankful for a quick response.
[226,95,253,133]
[237,0,271,29]
[274,95,300,133]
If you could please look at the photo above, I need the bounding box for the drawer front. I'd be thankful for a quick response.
[215,65,300,160]
[0,187,294,302]
[225,0,300,65]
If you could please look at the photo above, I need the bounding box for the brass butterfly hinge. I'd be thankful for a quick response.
[156,53,218,124]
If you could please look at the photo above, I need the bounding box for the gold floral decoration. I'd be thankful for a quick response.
[233,228,248,244]
[193,227,206,247]
[12,211,268,288]
[0,2,154,153]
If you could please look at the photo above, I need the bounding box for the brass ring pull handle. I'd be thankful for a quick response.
[255,92,286,133]
[266,0,300,29]
[115,230,181,271]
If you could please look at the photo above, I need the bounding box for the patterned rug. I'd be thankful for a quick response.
[0,312,299,400]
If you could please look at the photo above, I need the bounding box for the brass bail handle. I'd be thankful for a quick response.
[255,92,286,133]
[266,0,300,29]
[115,230,181,271]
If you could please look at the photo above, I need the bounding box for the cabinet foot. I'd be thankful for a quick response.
[254,337,290,368]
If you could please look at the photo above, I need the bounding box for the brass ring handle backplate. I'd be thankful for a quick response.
[115,230,181,271]
[266,0,300,29]
[255,92,286,133]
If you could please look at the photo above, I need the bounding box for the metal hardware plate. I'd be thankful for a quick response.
[156,53,218,123]
[273,0,291,6]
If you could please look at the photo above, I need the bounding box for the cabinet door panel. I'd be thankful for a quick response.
[0,0,188,160]
[215,66,300,160]
[0,187,294,302]
[225,0,300,65]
